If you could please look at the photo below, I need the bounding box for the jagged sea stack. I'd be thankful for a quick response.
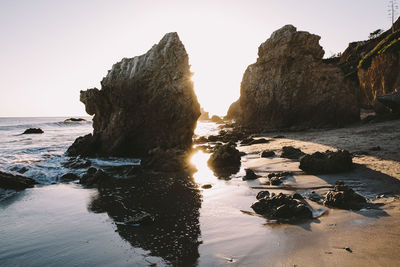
[68,32,200,157]
[233,25,359,128]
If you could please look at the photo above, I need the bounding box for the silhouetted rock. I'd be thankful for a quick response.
[142,148,194,173]
[243,168,258,180]
[251,192,312,222]
[226,99,242,121]
[261,150,275,158]
[68,32,200,157]
[198,107,210,121]
[207,143,241,178]
[210,115,224,123]
[0,171,38,190]
[80,168,111,186]
[63,157,92,169]
[281,146,305,159]
[64,118,86,122]
[299,150,353,174]
[323,182,366,210]
[22,128,44,134]
[236,25,359,128]
[377,89,400,113]
[60,173,79,182]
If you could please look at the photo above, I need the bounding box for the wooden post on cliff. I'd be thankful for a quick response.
[389,0,399,33]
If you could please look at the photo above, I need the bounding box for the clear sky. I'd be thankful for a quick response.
[0,0,395,117]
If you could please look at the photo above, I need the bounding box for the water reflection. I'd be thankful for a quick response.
[88,171,202,266]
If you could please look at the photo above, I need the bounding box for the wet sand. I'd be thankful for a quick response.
[1,119,400,266]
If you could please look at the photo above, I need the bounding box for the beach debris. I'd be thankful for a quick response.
[22,128,44,134]
[281,146,305,159]
[60,173,79,182]
[323,182,366,210]
[243,168,259,180]
[299,150,353,174]
[260,150,275,158]
[207,143,241,178]
[251,192,313,222]
[0,171,38,190]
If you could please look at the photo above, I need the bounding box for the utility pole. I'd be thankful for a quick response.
[389,0,399,33]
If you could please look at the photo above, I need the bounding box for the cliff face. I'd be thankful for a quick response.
[339,17,400,113]
[68,32,200,157]
[236,25,359,128]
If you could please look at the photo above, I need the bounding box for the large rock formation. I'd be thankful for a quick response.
[68,32,200,157]
[234,25,359,128]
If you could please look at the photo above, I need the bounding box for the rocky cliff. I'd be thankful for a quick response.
[339,17,400,113]
[68,32,200,157]
[235,25,359,128]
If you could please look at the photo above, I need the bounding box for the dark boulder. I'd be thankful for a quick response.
[207,143,241,178]
[22,128,44,134]
[142,148,194,173]
[80,168,112,186]
[251,192,313,222]
[0,171,38,190]
[60,173,79,182]
[376,89,400,113]
[67,32,200,157]
[299,150,353,174]
[260,150,275,158]
[256,190,270,200]
[243,168,258,180]
[323,182,366,210]
[281,146,305,159]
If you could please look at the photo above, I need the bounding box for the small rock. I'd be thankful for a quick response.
[273,135,285,138]
[261,150,275,158]
[370,146,381,151]
[243,168,258,180]
[22,128,44,134]
[292,193,303,200]
[207,143,241,177]
[60,173,79,181]
[256,190,270,200]
[201,184,212,189]
[251,138,270,144]
[281,146,305,159]
[0,171,38,190]
[270,177,282,185]
[64,118,86,122]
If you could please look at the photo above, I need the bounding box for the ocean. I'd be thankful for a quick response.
[0,117,280,266]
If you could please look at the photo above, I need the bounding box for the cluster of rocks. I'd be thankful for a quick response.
[0,171,38,190]
[251,191,313,222]
[299,150,353,174]
[267,172,292,185]
[323,182,367,210]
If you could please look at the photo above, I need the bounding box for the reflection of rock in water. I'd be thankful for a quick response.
[88,173,201,266]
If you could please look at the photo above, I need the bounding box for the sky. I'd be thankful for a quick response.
[0,0,396,117]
